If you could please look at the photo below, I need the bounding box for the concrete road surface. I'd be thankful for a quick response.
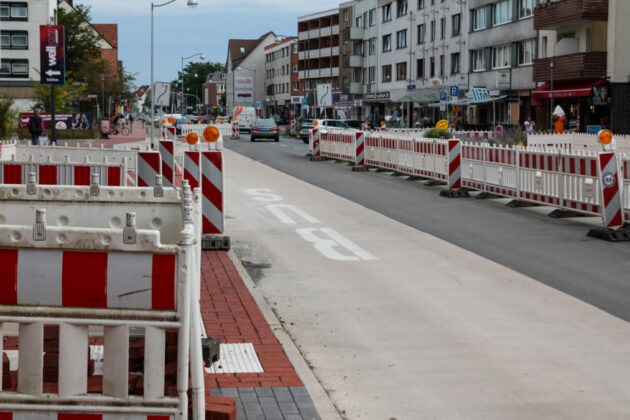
[222,147,630,420]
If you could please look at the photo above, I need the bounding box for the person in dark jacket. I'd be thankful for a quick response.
[28,109,44,145]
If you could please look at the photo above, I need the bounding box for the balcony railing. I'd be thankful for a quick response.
[533,52,607,82]
[534,0,608,30]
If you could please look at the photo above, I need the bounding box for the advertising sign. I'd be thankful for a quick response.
[235,77,253,89]
[235,91,254,103]
[19,113,94,130]
[40,25,65,85]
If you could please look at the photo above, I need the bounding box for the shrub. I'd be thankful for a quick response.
[16,128,99,140]
[423,128,450,139]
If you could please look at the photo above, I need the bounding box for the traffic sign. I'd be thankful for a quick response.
[440,92,447,101]
[450,86,459,97]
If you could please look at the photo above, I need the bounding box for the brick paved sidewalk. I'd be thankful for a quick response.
[201,251,320,420]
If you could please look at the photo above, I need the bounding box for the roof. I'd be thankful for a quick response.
[228,32,275,66]
[135,85,150,97]
[264,37,295,51]
[207,71,226,82]
[92,24,118,48]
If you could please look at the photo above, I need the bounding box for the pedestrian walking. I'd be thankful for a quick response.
[524,116,535,134]
[28,109,44,145]
[361,119,369,131]
[128,114,134,133]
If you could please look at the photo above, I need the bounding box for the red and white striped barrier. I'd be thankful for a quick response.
[448,140,462,190]
[183,150,201,191]
[623,158,630,222]
[453,130,495,140]
[137,152,161,187]
[231,119,240,139]
[0,249,176,310]
[159,140,174,187]
[201,151,224,235]
[162,125,176,140]
[310,128,320,158]
[598,152,623,228]
[0,161,124,186]
[0,413,172,420]
[355,131,365,168]
[290,119,296,135]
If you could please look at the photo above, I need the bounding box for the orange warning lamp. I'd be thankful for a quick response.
[162,119,166,124]
[380,121,386,127]
[167,116,175,124]
[185,132,199,145]
[313,120,319,127]
[232,118,238,124]
[203,126,220,143]
[597,129,613,146]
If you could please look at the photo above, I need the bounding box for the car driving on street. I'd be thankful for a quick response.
[251,118,279,142]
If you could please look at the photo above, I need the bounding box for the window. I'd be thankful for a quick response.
[343,9,348,21]
[472,8,487,31]
[356,16,363,28]
[369,9,376,26]
[417,24,425,44]
[430,57,435,77]
[430,21,435,42]
[492,44,511,69]
[397,0,407,17]
[369,38,377,54]
[472,49,485,71]
[383,34,392,52]
[0,2,27,21]
[493,0,513,25]
[519,0,536,18]
[0,59,28,77]
[439,55,445,76]
[396,62,407,80]
[519,39,536,65]
[416,58,424,78]
[418,0,425,9]
[396,29,407,49]
[452,14,460,37]
[304,81,310,90]
[363,12,368,28]
[382,64,392,82]
[440,18,445,40]
[383,3,392,22]
[369,66,376,83]
[451,52,460,74]
[293,82,298,91]
[353,41,364,56]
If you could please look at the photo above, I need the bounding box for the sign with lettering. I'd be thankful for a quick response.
[40,25,65,85]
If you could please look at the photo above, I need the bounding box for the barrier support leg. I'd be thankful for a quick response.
[475,192,503,200]
[103,325,129,399]
[506,199,541,208]
[59,323,88,397]
[18,322,43,396]
[548,209,588,219]
[144,326,166,400]
[587,225,630,242]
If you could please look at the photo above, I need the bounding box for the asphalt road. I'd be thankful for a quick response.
[225,133,630,322]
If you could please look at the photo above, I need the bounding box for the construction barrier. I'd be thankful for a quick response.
[598,152,623,228]
[201,151,224,235]
[231,120,239,139]
[0,159,125,186]
[159,141,175,187]
[309,128,320,158]
[137,152,162,187]
[528,133,630,154]
[453,130,496,140]
[182,123,231,139]
[0,178,204,419]
[624,157,630,222]
[0,140,18,161]
[162,125,176,141]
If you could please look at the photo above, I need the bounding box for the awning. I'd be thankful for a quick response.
[531,79,604,99]
[398,86,444,103]
[427,96,507,107]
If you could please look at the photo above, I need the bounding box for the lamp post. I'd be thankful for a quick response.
[151,0,198,148]
[181,53,205,114]
[100,74,105,118]
[550,59,555,131]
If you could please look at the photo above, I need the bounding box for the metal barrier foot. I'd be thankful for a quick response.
[506,200,541,208]
[202,337,221,365]
[587,227,630,242]
[309,156,327,161]
[424,179,444,186]
[202,235,231,251]
[406,176,428,181]
[548,209,588,219]
[440,189,470,198]
[476,192,503,200]
[375,168,392,173]
[352,166,369,172]
[391,172,406,177]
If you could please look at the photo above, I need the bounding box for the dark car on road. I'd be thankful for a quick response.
[342,119,363,129]
[298,119,314,143]
[251,118,279,142]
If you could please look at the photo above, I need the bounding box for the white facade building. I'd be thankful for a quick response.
[264,37,295,117]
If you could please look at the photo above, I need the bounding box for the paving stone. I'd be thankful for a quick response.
[283,415,303,420]
[272,387,294,402]
[243,402,264,415]
[220,387,240,397]
[289,386,309,398]
[261,406,284,420]
[245,412,266,420]
[239,391,260,403]
[254,387,275,398]
[258,396,280,409]
[278,401,300,415]
[210,388,222,396]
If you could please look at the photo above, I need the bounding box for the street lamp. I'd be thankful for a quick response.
[181,53,205,114]
[550,59,555,131]
[151,0,198,148]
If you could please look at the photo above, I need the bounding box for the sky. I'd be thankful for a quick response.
[79,0,340,89]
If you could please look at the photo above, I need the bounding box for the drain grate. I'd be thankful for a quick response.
[206,343,263,374]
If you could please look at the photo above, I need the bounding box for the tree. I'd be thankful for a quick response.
[0,96,17,139]
[175,62,226,111]
[31,71,87,112]
[58,4,103,76]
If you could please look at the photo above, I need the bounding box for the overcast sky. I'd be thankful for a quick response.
[79,0,340,88]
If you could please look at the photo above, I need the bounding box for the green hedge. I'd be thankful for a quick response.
[16,128,99,140]
[423,128,450,139]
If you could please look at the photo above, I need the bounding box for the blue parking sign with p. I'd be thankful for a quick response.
[450,86,459,97]
[440,92,447,101]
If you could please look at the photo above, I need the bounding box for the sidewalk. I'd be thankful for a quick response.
[201,250,324,420]
[92,121,148,148]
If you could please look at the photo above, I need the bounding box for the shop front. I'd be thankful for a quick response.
[531,79,608,133]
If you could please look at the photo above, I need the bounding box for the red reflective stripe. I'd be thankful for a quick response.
[569,157,576,174]
[107,166,121,186]
[58,415,102,420]
[62,251,107,308]
[3,164,21,184]
[0,249,18,304]
[152,254,176,310]
[148,417,171,420]
[74,166,91,186]
[39,165,57,185]
[0,414,11,420]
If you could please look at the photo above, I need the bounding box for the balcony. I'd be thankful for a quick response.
[298,31,309,40]
[343,55,362,68]
[349,82,362,95]
[348,27,363,40]
[534,0,608,30]
[533,52,607,82]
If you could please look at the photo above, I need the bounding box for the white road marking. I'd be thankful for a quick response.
[280,144,288,148]
[296,227,377,261]
[266,204,321,225]
[245,188,283,202]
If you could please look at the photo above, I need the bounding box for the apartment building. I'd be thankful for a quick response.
[202,71,226,112]
[532,0,630,133]
[0,0,56,110]
[467,0,538,127]
[264,37,296,119]
[297,8,340,117]
[226,32,277,116]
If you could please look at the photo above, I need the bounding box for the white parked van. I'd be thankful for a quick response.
[233,107,256,132]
